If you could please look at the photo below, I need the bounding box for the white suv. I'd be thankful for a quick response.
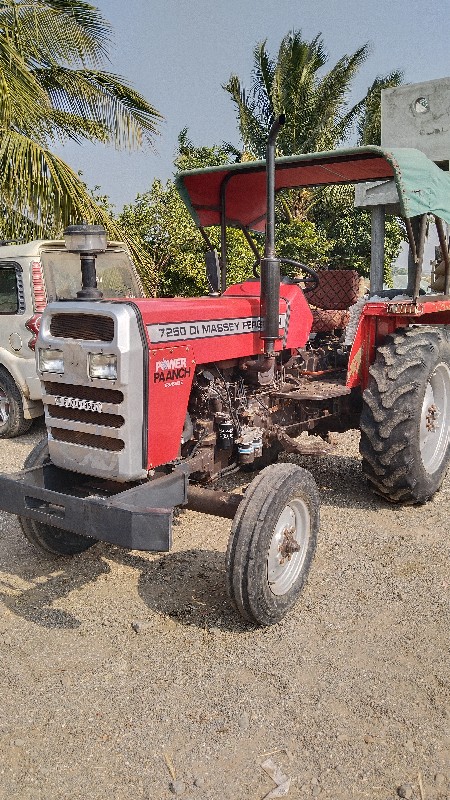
[0,239,143,437]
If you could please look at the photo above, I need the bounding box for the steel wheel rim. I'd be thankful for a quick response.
[267,498,310,596]
[0,388,10,432]
[419,362,450,474]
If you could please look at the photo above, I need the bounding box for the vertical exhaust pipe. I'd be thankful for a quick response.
[260,114,285,354]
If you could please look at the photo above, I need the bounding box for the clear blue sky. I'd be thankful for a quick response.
[53,0,450,212]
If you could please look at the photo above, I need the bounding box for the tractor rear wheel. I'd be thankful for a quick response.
[19,438,96,555]
[226,463,319,626]
[360,326,450,504]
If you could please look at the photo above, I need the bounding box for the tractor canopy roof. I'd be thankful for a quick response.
[175,145,450,231]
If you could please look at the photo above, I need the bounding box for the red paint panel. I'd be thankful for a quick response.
[223,281,313,350]
[280,288,313,349]
[347,298,450,388]
[346,304,427,389]
[147,345,195,468]
[132,282,313,468]
[182,153,394,230]
[134,282,312,363]
[420,312,450,324]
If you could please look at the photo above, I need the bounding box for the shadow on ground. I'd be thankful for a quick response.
[0,443,408,633]
[219,449,388,511]
[0,541,111,629]
[0,539,254,632]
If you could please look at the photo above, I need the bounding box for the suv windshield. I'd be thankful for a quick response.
[40,248,142,301]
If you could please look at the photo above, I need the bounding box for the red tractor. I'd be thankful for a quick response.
[1,117,450,625]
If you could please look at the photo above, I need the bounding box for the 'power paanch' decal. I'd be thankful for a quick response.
[148,315,286,344]
[153,357,191,383]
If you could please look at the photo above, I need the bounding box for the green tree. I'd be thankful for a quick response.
[224,31,370,158]
[119,134,254,296]
[0,0,161,260]
[357,71,404,146]
[312,186,403,282]
[224,30,404,281]
[119,130,332,295]
[119,178,263,297]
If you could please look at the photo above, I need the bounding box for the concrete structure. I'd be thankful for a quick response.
[354,179,400,214]
[355,78,450,292]
[381,78,450,166]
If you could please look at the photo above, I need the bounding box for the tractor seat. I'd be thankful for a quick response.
[307,269,360,333]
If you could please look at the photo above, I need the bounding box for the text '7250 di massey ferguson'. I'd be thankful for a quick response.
[1,116,450,626]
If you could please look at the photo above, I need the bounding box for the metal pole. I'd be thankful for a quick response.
[434,216,450,295]
[186,486,242,519]
[413,214,428,300]
[405,217,419,296]
[219,177,228,294]
[77,254,103,300]
[265,116,285,258]
[370,205,385,294]
[260,114,285,354]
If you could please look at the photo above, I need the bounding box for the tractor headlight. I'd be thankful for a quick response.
[38,348,64,374]
[88,352,118,380]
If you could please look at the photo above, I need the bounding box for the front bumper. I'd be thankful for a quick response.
[0,463,189,551]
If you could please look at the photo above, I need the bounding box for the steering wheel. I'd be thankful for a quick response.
[279,258,320,293]
[252,257,320,293]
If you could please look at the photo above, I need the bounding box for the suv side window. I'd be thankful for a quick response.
[0,263,25,314]
[0,267,18,313]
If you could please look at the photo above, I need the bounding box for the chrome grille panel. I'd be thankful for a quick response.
[50,313,114,341]
[38,301,146,482]
[44,381,123,404]
[50,428,125,451]
[49,404,124,428]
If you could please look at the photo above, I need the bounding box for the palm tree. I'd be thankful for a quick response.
[357,71,403,145]
[224,30,403,159]
[224,31,404,278]
[0,0,162,262]
[224,31,372,159]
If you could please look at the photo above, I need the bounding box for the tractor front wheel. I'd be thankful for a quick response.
[360,326,450,504]
[226,463,319,626]
[19,438,97,555]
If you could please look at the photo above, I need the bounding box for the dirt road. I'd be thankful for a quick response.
[0,422,448,800]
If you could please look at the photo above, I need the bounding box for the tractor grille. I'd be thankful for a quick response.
[44,382,125,449]
[44,381,123,404]
[49,405,124,428]
[50,313,114,342]
[50,428,124,451]
[41,301,145,481]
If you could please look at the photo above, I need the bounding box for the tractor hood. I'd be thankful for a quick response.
[176,145,450,230]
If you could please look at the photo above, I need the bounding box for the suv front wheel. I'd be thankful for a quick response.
[0,367,32,438]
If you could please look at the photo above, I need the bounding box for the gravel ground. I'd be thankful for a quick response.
[0,420,449,800]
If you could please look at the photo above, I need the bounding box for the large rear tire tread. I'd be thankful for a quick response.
[19,438,96,556]
[0,367,32,439]
[360,325,450,504]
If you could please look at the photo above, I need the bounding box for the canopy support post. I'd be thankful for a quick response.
[198,226,214,250]
[435,216,450,295]
[241,226,261,263]
[413,214,427,300]
[370,205,385,294]
[219,177,229,294]
[405,217,418,296]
